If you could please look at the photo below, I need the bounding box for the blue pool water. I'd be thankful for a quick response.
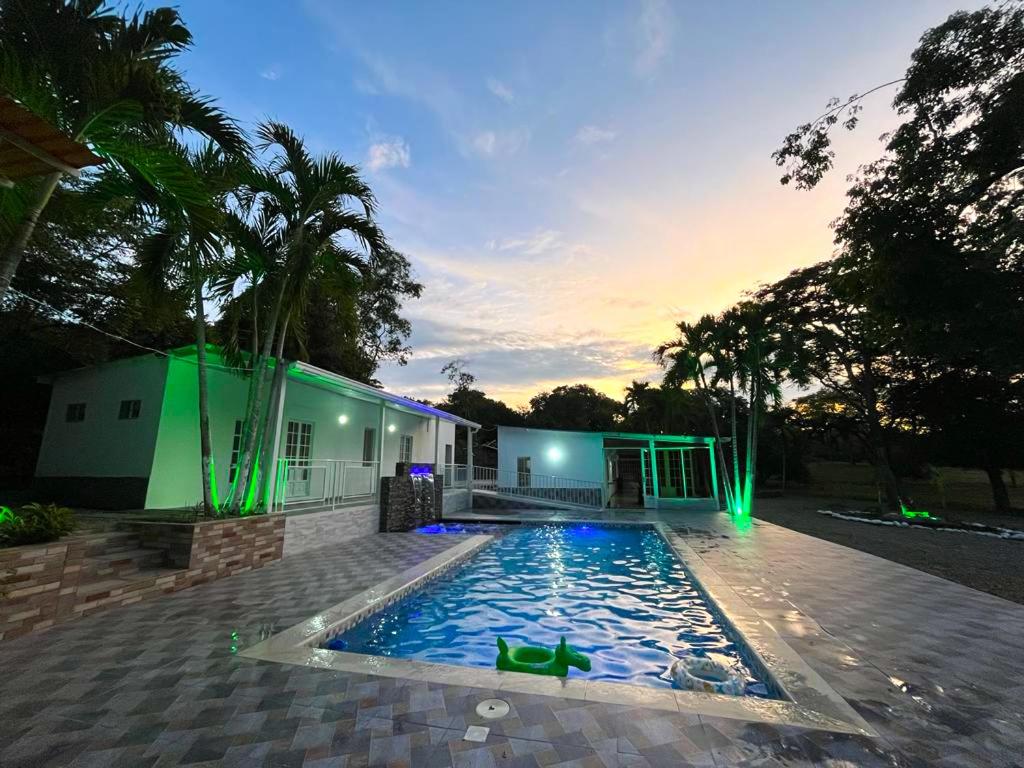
[324,524,769,694]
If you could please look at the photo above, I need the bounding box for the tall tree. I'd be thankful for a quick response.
[757,261,907,508]
[0,0,246,300]
[138,144,248,514]
[220,122,386,514]
[655,317,738,512]
[773,2,1024,511]
[528,384,622,432]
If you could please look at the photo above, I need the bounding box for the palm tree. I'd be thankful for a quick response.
[0,1,246,300]
[138,143,249,515]
[221,122,386,514]
[656,316,737,513]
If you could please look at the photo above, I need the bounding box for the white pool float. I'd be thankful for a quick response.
[670,655,745,696]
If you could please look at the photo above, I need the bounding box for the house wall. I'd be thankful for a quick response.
[34,354,169,508]
[34,349,466,511]
[148,362,456,509]
[145,355,254,509]
[497,427,606,484]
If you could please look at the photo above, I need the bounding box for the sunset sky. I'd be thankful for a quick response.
[171,0,983,406]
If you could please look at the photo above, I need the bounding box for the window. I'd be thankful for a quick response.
[285,421,313,466]
[444,444,453,467]
[517,456,531,488]
[230,420,244,480]
[118,399,142,420]
[399,434,414,464]
[362,427,376,465]
[65,402,86,422]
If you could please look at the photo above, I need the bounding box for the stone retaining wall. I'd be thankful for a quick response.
[0,514,284,642]
[282,504,377,558]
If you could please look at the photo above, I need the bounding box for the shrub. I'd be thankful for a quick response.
[0,503,76,548]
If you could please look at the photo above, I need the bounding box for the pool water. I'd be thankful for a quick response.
[324,524,769,694]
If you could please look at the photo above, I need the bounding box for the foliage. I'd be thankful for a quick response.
[771,1,1024,512]
[0,503,75,548]
[527,384,622,432]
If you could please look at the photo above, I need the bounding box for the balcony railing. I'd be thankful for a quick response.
[442,463,469,488]
[471,466,605,509]
[272,459,379,513]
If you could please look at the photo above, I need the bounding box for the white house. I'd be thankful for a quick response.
[496,426,721,511]
[34,346,479,512]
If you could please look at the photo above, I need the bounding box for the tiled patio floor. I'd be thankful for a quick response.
[1,511,1022,766]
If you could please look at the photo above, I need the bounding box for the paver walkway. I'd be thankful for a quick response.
[1,511,1021,766]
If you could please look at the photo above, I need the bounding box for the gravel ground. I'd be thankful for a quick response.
[754,496,1024,605]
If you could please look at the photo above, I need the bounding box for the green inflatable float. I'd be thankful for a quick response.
[496,636,591,677]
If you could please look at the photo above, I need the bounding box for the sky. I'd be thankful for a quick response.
[167,0,983,407]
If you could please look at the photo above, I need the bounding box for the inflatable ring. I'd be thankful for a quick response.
[670,655,745,696]
[496,636,591,677]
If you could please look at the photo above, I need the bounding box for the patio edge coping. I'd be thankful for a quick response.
[242,524,876,737]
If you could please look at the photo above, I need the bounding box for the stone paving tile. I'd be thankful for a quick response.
[2,515,1023,766]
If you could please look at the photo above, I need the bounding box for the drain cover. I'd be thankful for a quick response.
[475,698,510,719]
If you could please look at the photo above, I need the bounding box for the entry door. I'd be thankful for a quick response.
[284,420,313,498]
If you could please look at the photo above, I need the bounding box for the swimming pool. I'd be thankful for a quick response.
[322,524,770,695]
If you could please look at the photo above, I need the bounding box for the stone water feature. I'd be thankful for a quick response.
[378,462,443,532]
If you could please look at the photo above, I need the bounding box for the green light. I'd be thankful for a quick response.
[208,458,221,515]
[900,503,932,520]
[241,457,260,515]
[338,414,349,425]
[0,505,16,525]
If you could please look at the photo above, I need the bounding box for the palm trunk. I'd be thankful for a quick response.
[728,379,741,512]
[252,316,290,509]
[703,395,734,512]
[744,381,759,514]
[230,273,288,513]
[192,261,216,516]
[0,172,62,301]
[985,465,1011,514]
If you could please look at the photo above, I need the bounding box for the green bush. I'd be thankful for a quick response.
[0,503,76,547]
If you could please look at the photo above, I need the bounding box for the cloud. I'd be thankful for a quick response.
[260,65,282,81]
[366,137,411,171]
[487,77,515,104]
[574,125,617,145]
[468,129,529,157]
[634,0,672,76]
[493,230,563,257]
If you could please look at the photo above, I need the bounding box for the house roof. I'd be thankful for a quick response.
[0,95,104,185]
[496,425,714,444]
[290,360,481,429]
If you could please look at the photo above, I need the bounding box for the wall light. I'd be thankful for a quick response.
[546,446,563,462]
[387,424,397,433]
[337,414,349,425]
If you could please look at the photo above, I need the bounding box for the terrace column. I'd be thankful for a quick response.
[433,415,441,474]
[709,443,721,510]
[378,403,387,484]
[467,427,475,491]
[648,438,660,508]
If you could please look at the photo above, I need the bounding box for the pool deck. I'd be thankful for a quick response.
[2,510,1022,766]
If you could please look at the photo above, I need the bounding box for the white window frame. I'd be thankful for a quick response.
[399,434,414,464]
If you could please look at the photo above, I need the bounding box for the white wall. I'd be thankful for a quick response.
[146,353,254,508]
[35,354,168,479]
[497,427,605,484]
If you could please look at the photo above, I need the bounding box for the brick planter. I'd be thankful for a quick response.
[1,513,284,642]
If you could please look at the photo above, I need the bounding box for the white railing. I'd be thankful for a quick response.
[442,463,469,488]
[272,459,379,513]
[472,466,605,509]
